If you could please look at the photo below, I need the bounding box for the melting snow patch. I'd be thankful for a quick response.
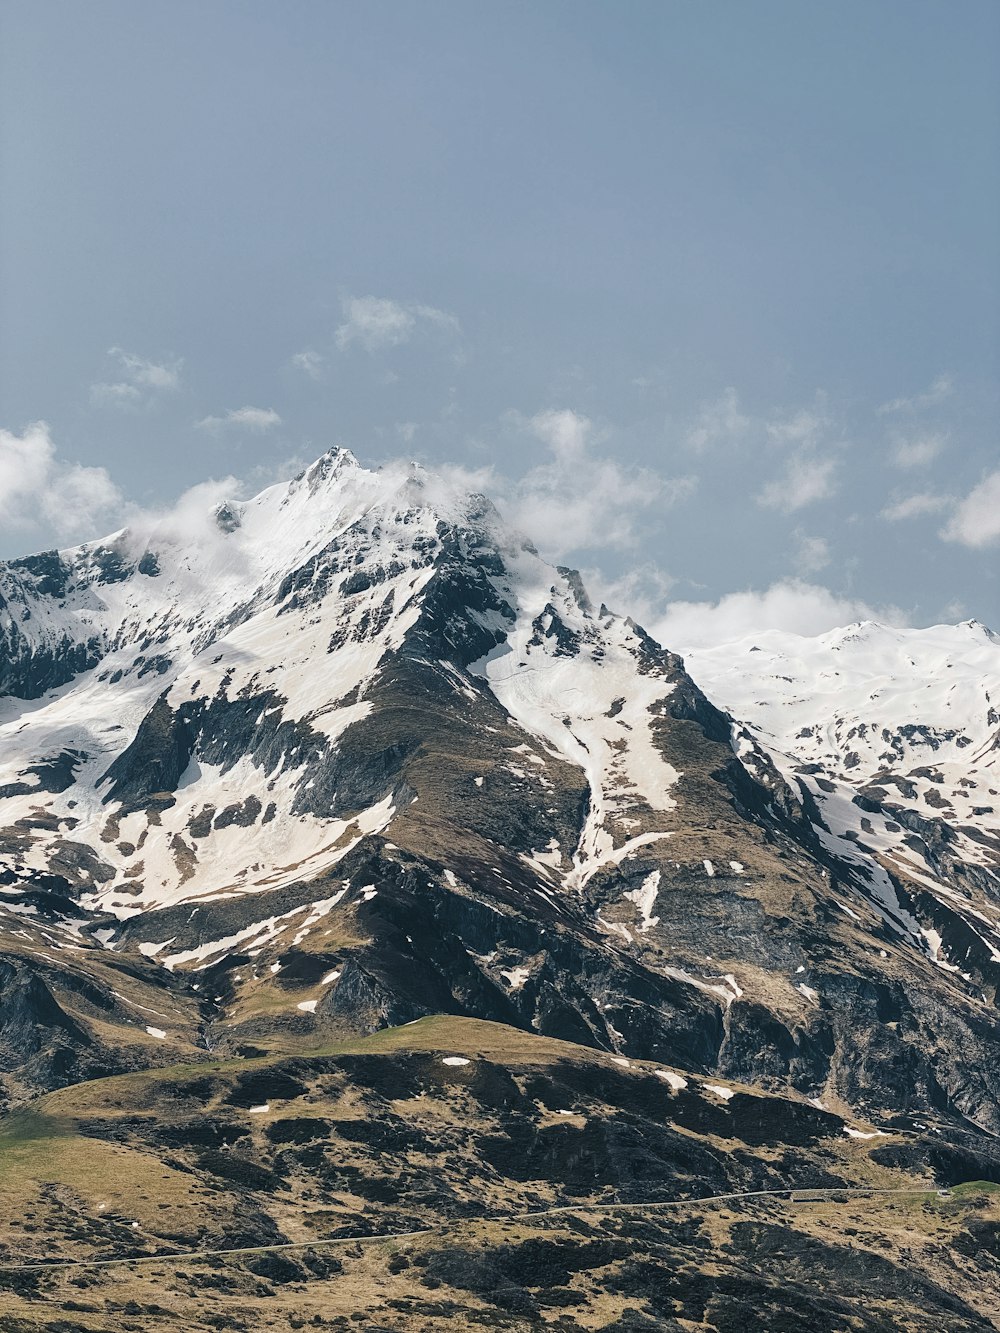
[703,859,715,877]
[703,1083,735,1101]
[920,927,961,973]
[844,1127,885,1140]
[501,965,530,991]
[837,901,862,921]
[474,777,484,788]
[321,969,341,985]
[655,1070,688,1091]
[611,1056,631,1068]
[145,1026,167,1040]
[441,1056,470,1067]
[297,1000,318,1014]
[248,1104,270,1115]
[797,983,820,1002]
[729,861,745,874]
[624,870,660,933]
[359,886,378,902]
[270,961,281,974]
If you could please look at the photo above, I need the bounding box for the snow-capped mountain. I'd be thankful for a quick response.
[0,448,681,917]
[1,449,999,1141]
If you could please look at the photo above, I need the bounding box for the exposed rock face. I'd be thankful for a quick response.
[0,447,998,1152]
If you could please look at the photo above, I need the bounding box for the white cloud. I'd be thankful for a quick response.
[196,406,282,433]
[335,295,460,352]
[528,407,592,463]
[650,579,904,653]
[877,374,954,415]
[0,422,123,541]
[109,347,181,391]
[940,470,1000,548]
[685,387,750,452]
[291,349,325,379]
[500,409,695,558]
[90,347,182,409]
[124,476,244,549]
[584,562,679,626]
[880,492,951,522]
[891,433,946,469]
[765,405,828,449]
[793,530,831,573]
[685,389,833,457]
[88,382,143,408]
[757,451,838,513]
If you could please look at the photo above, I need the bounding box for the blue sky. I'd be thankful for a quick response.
[1,1,998,645]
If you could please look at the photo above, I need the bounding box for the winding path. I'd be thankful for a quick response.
[0,1182,942,1274]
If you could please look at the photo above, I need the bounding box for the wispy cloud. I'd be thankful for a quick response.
[335,295,460,352]
[940,470,1000,548]
[685,387,750,452]
[793,529,831,573]
[890,432,946,469]
[877,373,954,415]
[290,349,325,379]
[196,406,282,433]
[89,382,143,408]
[880,491,951,522]
[501,409,695,558]
[584,562,679,630]
[90,347,182,410]
[757,450,838,513]
[651,579,905,653]
[765,404,829,449]
[0,422,123,540]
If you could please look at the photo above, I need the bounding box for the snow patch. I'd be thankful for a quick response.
[501,965,530,991]
[703,1082,735,1101]
[624,870,661,932]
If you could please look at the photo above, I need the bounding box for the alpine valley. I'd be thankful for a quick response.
[0,448,998,1332]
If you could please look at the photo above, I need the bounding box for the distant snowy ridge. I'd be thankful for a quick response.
[691,620,1000,980]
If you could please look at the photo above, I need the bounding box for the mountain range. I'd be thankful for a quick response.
[1,448,998,1332]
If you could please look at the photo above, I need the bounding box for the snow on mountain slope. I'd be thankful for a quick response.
[0,453,436,910]
[0,449,682,919]
[690,621,1000,979]
[471,558,680,889]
